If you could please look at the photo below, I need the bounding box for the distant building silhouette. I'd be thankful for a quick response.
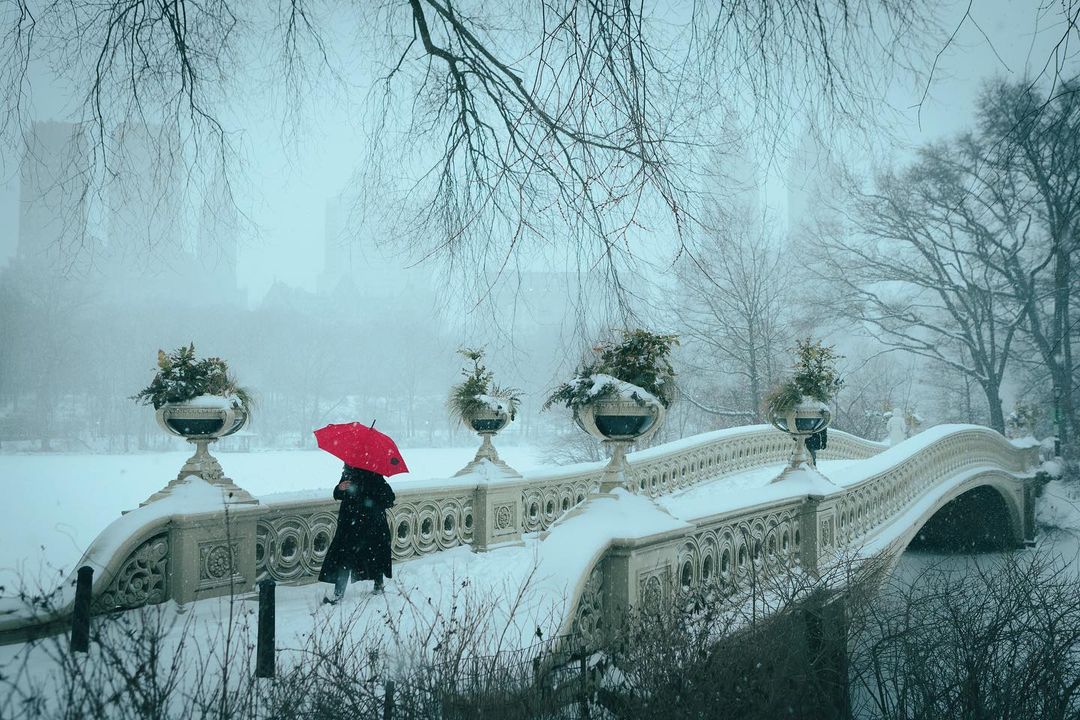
[17,121,92,276]
[196,171,243,306]
[105,122,184,281]
[317,194,432,304]
[718,111,763,217]
[786,127,839,238]
[318,196,353,296]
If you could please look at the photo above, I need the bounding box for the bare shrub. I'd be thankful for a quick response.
[849,551,1080,720]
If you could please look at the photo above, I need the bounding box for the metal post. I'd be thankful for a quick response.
[383,679,395,720]
[256,579,275,678]
[579,654,590,719]
[1054,387,1063,456]
[70,565,93,652]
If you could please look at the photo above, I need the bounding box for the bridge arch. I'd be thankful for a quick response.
[891,471,1026,557]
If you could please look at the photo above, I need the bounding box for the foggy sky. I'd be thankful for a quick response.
[0,0,1073,305]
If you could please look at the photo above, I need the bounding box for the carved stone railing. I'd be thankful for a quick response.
[817,426,1038,555]
[562,425,1040,646]
[257,478,478,582]
[0,487,263,645]
[0,425,908,645]
[520,426,884,533]
[625,425,882,498]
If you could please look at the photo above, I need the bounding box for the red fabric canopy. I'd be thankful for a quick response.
[313,422,409,477]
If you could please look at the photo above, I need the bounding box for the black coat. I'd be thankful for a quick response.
[805,428,828,452]
[318,466,396,584]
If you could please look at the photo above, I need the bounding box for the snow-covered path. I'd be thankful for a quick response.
[0,456,815,707]
[2,456,849,665]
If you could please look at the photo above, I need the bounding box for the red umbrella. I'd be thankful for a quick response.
[313,422,410,477]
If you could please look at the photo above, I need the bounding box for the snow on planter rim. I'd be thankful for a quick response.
[583,373,661,406]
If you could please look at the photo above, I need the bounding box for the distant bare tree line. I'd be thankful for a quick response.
[659,77,1078,452]
[810,78,1079,446]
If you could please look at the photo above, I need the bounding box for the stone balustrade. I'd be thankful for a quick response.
[253,425,886,584]
[14,424,1032,647]
[563,425,1041,647]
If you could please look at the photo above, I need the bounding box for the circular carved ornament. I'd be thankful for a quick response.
[642,575,663,610]
[206,545,232,579]
[495,504,513,530]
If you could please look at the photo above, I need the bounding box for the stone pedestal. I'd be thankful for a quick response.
[143,438,258,506]
[797,493,840,577]
[598,441,632,493]
[166,503,266,605]
[472,476,527,551]
[454,432,520,479]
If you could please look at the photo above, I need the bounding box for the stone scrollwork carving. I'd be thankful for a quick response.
[204,545,233,579]
[637,567,671,612]
[820,517,834,549]
[199,542,242,588]
[389,495,473,562]
[257,511,338,582]
[94,534,169,612]
[522,479,595,533]
[571,562,605,649]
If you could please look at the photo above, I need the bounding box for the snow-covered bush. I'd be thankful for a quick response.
[1007,402,1039,438]
[131,343,251,412]
[446,347,521,425]
[544,328,678,412]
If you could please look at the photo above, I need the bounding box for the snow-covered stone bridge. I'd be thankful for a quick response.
[0,424,1041,650]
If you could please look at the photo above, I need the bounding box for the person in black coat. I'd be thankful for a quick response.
[805,428,828,466]
[319,464,396,603]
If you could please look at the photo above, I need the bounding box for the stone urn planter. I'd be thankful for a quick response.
[133,345,257,505]
[576,396,666,493]
[574,397,664,442]
[143,396,256,504]
[454,403,520,478]
[544,329,679,495]
[156,397,248,439]
[448,348,521,479]
[468,405,511,435]
[769,397,831,469]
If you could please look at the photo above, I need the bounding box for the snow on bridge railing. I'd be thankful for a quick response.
[558,424,1041,646]
[819,425,1039,554]
[254,426,883,582]
[0,425,883,644]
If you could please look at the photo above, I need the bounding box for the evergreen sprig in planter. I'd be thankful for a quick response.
[132,344,256,503]
[545,329,678,492]
[765,339,842,473]
[448,348,522,478]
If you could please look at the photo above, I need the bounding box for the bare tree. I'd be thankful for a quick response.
[831,353,919,440]
[813,142,1027,433]
[0,0,936,302]
[672,212,789,421]
[974,79,1080,446]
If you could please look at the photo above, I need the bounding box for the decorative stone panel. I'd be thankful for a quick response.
[494,503,515,532]
[570,563,605,649]
[257,511,338,582]
[93,534,169,612]
[198,541,243,590]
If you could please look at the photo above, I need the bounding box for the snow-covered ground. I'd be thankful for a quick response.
[0,441,1072,715]
[0,446,543,592]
